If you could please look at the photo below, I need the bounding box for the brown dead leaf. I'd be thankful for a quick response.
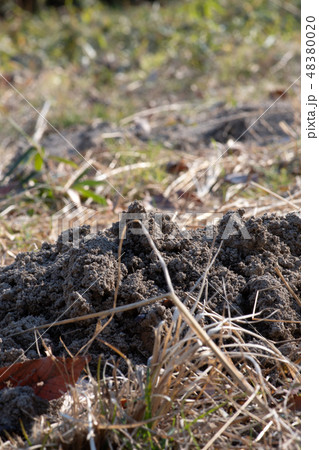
[0,355,90,401]
[288,394,301,412]
[269,88,288,100]
[176,190,203,205]
[166,159,189,174]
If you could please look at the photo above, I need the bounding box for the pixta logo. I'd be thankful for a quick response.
[117,210,251,241]
[51,202,99,248]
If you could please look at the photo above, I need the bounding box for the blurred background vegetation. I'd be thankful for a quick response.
[1,0,162,14]
[0,0,300,127]
[0,0,300,261]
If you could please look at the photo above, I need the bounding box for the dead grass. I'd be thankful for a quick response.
[23,323,299,449]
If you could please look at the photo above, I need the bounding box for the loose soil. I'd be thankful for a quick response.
[0,201,300,436]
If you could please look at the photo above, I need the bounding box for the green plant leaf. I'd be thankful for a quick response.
[34,152,44,171]
[72,186,106,205]
[72,179,107,187]
[3,146,37,179]
[48,156,79,168]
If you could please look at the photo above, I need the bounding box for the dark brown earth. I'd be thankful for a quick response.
[0,201,300,436]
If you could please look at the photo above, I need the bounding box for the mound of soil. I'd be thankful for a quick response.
[0,201,300,434]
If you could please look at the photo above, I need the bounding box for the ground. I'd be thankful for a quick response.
[0,0,300,448]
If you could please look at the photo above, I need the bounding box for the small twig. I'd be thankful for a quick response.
[120,102,190,125]
[252,290,300,324]
[85,394,97,450]
[63,160,95,192]
[106,162,155,177]
[255,420,274,443]
[5,293,170,338]
[274,266,301,307]
[33,100,51,144]
[253,318,301,324]
[250,181,298,209]
[101,131,124,139]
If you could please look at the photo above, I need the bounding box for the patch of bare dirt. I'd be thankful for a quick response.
[153,100,297,151]
[2,99,298,174]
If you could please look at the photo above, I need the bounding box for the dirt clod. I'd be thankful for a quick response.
[0,386,49,436]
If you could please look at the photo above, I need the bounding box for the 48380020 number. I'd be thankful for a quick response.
[306,16,316,79]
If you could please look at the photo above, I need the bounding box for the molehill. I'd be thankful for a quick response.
[0,201,300,434]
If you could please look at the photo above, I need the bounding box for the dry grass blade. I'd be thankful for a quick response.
[202,385,260,449]
[32,100,51,144]
[120,102,190,125]
[63,160,96,193]
[105,161,155,177]
[274,265,301,306]
[5,293,170,338]
[250,180,299,209]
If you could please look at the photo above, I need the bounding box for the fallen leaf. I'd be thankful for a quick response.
[269,88,288,100]
[166,159,189,174]
[288,393,301,412]
[120,398,128,408]
[0,356,90,401]
[176,190,203,204]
